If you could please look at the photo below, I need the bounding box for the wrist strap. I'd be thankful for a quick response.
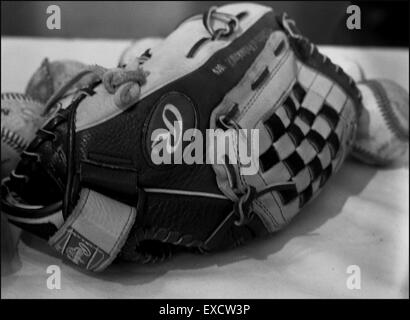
[49,188,136,271]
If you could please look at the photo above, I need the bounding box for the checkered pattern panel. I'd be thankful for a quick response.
[259,66,351,212]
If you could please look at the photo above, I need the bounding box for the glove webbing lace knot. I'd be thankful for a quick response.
[44,64,148,116]
[90,65,149,109]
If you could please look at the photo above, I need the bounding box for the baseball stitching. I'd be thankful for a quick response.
[1,127,28,153]
[367,79,409,142]
[1,93,38,154]
[351,143,392,166]
[352,80,409,164]
[1,92,32,102]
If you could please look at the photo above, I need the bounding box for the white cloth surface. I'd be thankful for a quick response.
[1,37,408,299]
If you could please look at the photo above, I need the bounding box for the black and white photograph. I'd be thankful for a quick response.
[1,0,408,304]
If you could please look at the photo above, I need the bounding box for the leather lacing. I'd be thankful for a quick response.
[119,227,204,263]
[216,115,297,227]
[211,13,363,230]
[1,64,148,219]
[280,13,362,103]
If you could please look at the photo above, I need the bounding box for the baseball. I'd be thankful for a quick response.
[118,37,164,67]
[1,93,47,179]
[330,55,365,83]
[25,58,97,104]
[351,79,409,166]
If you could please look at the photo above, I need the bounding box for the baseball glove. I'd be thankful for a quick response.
[1,3,362,271]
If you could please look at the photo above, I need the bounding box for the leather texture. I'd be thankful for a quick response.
[3,3,362,271]
[210,22,361,232]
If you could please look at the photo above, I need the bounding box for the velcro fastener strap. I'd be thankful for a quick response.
[49,188,136,271]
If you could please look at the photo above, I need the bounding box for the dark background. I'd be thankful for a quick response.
[1,1,409,47]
